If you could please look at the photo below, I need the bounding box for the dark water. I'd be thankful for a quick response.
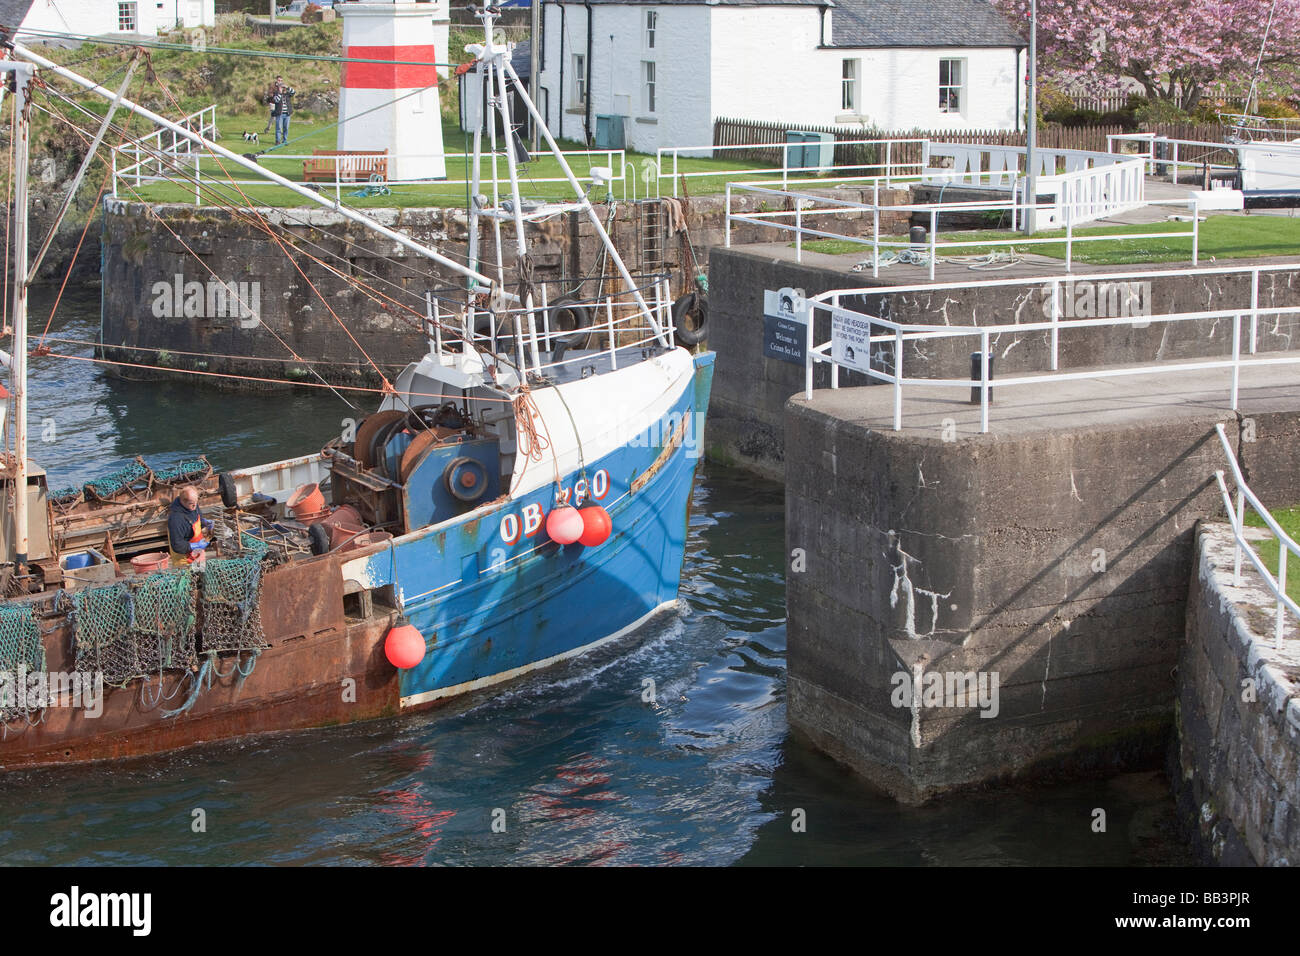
[0,286,1195,866]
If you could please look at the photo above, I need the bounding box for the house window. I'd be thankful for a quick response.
[643,61,656,114]
[117,1,138,31]
[573,53,586,107]
[645,10,658,49]
[841,58,859,112]
[939,58,964,113]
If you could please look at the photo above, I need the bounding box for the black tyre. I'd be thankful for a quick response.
[672,292,708,346]
[307,523,330,555]
[548,297,593,349]
[218,473,238,508]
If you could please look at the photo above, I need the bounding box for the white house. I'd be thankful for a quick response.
[532,0,1027,152]
[14,0,216,43]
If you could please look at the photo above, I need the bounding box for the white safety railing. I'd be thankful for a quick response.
[1212,421,1300,648]
[655,139,929,197]
[925,142,1146,227]
[725,180,1199,279]
[1106,133,1242,186]
[112,143,627,206]
[112,104,218,205]
[425,274,675,379]
[800,261,1300,434]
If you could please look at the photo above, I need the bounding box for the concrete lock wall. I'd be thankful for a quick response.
[1178,522,1300,866]
[783,402,1300,804]
[707,247,1300,478]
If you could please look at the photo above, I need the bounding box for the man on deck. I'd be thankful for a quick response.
[168,484,212,568]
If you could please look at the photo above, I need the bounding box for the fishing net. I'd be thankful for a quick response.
[62,527,271,696]
[0,605,46,722]
[199,531,271,654]
[132,569,199,674]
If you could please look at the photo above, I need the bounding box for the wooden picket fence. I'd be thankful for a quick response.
[712,116,1231,169]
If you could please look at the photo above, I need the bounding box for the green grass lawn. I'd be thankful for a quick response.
[800,216,1300,266]
[118,114,826,209]
[1244,506,1300,607]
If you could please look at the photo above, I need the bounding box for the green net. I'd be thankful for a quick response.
[199,531,271,654]
[65,530,270,692]
[153,457,212,485]
[83,457,151,502]
[133,569,199,674]
[0,605,46,722]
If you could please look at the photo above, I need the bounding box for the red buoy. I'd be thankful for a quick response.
[578,505,612,547]
[546,505,584,544]
[385,621,425,669]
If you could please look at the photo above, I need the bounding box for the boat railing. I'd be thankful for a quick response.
[1212,422,1300,648]
[426,275,677,379]
[1106,132,1246,185]
[1218,112,1300,144]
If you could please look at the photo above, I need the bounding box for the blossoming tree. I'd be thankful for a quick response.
[993,0,1300,110]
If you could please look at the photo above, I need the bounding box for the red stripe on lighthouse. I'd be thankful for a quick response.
[343,45,438,89]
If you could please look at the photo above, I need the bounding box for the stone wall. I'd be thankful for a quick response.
[98,188,908,388]
[783,398,1300,804]
[1177,522,1300,865]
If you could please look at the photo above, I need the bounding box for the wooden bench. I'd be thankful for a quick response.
[302,149,389,183]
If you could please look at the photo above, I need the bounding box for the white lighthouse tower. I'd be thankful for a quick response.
[337,0,449,180]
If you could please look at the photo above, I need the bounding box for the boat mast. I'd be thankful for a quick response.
[462,6,669,351]
[4,61,33,570]
[483,7,542,371]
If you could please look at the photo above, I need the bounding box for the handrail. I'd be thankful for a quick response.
[798,262,1300,437]
[656,138,929,196]
[725,180,1196,279]
[113,138,626,206]
[1212,421,1300,648]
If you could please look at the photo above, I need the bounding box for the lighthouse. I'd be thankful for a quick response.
[337,0,449,180]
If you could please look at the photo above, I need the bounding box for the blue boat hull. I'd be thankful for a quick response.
[344,350,716,706]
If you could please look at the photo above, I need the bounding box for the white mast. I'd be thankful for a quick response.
[465,7,668,354]
[4,62,33,570]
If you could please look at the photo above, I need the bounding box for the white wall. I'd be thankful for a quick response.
[714,27,1022,134]
[535,3,711,153]
[534,2,1024,155]
[18,0,216,41]
[848,46,1023,131]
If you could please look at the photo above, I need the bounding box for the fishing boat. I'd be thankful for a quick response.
[0,9,713,768]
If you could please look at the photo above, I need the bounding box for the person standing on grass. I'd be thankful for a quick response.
[266,75,297,146]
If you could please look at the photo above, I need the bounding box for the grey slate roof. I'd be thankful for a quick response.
[553,0,1025,47]
[830,0,1026,47]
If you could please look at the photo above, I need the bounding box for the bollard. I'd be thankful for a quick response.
[969,350,994,405]
[909,225,927,249]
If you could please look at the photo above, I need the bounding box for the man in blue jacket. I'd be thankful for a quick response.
[167,485,212,568]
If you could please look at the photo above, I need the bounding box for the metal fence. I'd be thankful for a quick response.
[724,180,1198,279]
[654,138,929,197]
[1212,421,1300,648]
[799,262,1300,433]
